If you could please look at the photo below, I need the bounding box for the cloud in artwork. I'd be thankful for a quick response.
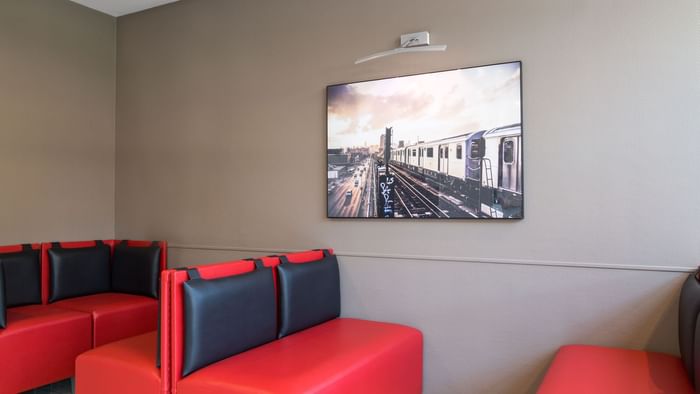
[327,62,522,149]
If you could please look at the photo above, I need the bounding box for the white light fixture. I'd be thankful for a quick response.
[355,31,447,64]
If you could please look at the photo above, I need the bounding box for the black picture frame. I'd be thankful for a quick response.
[326,61,524,220]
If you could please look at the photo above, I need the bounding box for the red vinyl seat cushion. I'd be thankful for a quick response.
[537,345,694,394]
[76,331,163,394]
[0,305,92,394]
[176,318,423,394]
[52,292,158,347]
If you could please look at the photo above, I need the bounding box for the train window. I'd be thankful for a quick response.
[470,139,485,158]
[444,148,449,159]
[456,145,462,159]
[412,149,416,157]
[503,140,514,164]
[426,147,433,158]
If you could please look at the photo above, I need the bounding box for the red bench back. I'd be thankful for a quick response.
[159,269,172,392]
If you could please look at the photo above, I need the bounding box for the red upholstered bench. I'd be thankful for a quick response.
[537,271,700,394]
[175,318,422,394]
[43,240,167,346]
[0,243,93,394]
[168,250,423,394]
[0,239,167,393]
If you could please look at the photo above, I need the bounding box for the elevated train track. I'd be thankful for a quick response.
[390,164,477,218]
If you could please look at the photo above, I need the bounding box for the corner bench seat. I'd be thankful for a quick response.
[537,345,694,394]
[76,331,163,394]
[51,292,158,347]
[0,305,92,394]
[177,318,423,394]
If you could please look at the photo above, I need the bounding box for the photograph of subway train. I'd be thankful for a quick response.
[327,61,523,219]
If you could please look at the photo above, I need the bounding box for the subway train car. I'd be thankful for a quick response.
[390,123,522,215]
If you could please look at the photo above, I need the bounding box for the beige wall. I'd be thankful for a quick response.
[115,0,700,393]
[0,0,116,244]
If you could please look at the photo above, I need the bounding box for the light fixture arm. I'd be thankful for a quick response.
[355,31,447,64]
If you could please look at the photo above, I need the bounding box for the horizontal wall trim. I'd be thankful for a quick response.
[168,243,696,273]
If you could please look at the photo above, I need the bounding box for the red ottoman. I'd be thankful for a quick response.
[76,331,166,394]
[537,345,694,394]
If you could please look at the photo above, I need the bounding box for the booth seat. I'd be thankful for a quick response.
[537,271,700,394]
[0,243,93,394]
[42,240,167,346]
[169,250,423,394]
[0,240,167,393]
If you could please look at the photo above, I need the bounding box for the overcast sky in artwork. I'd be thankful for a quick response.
[327,62,521,149]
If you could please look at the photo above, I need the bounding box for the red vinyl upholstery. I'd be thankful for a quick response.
[52,292,158,347]
[74,270,172,394]
[76,331,161,394]
[0,304,92,394]
[176,318,423,394]
[0,243,41,254]
[537,345,694,394]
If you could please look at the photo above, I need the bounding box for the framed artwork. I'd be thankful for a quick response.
[327,61,523,219]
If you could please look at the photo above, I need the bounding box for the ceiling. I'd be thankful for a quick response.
[69,0,180,17]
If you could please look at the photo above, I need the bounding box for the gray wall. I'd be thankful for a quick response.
[115,0,700,393]
[0,0,116,244]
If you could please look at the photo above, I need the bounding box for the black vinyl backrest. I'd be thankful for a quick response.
[277,249,340,338]
[181,260,276,377]
[0,245,41,307]
[679,270,700,387]
[111,241,161,299]
[48,241,111,302]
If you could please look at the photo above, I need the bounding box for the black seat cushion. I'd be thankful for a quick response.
[0,247,41,307]
[48,244,111,302]
[0,261,6,329]
[277,251,340,338]
[182,265,276,377]
[111,243,161,299]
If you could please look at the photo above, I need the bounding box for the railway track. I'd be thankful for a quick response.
[392,169,449,218]
[390,164,478,218]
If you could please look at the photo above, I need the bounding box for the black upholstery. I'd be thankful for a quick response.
[277,250,340,338]
[0,261,6,329]
[111,243,161,299]
[0,246,41,307]
[48,243,111,302]
[182,263,276,377]
[679,271,700,387]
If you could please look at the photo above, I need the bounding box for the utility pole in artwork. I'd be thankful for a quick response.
[377,127,395,218]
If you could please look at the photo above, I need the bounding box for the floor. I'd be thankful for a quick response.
[21,379,72,394]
